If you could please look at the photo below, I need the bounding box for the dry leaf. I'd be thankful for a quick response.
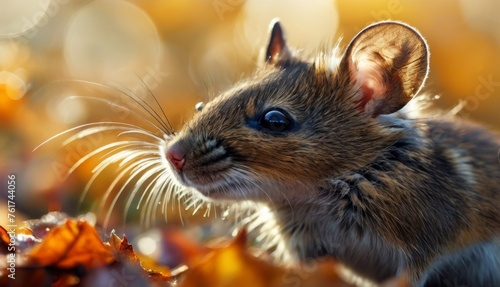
[108,233,140,264]
[108,232,173,284]
[0,225,11,254]
[28,219,114,269]
[1,213,410,287]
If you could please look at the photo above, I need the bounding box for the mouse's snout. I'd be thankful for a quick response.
[166,141,186,171]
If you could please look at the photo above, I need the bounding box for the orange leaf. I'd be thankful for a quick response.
[0,225,11,254]
[108,233,139,262]
[28,219,114,269]
[107,232,175,285]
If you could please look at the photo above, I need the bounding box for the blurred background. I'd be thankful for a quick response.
[0,0,499,258]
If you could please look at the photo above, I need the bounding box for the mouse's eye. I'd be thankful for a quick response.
[258,109,294,133]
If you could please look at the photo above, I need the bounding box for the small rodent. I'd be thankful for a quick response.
[161,20,500,286]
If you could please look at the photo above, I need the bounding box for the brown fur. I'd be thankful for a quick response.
[164,21,500,286]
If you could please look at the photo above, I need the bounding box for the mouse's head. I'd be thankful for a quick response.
[163,20,429,204]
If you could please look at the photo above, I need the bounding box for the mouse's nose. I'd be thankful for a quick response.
[166,142,186,171]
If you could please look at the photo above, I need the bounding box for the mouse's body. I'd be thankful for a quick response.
[263,115,500,286]
[159,21,500,286]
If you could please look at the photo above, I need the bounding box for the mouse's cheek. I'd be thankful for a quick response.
[178,165,262,201]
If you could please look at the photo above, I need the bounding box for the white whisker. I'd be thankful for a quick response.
[123,164,161,216]
[150,170,177,224]
[141,166,171,227]
[110,78,173,133]
[79,145,148,205]
[141,167,172,226]
[119,160,165,215]
[35,77,183,229]
[133,164,165,209]
[44,78,173,133]
[162,184,185,215]
[62,126,158,147]
[101,157,157,228]
[68,141,149,175]
[202,203,210,218]
[69,95,170,134]
[117,129,164,141]
[33,122,146,151]
[191,200,205,215]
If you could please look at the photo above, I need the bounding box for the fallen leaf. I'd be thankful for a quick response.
[1,213,410,287]
[0,225,11,254]
[108,233,140,264]
[28,219,114,269]
[107,232,173,284]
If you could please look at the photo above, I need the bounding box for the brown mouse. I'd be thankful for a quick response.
[162,20,500,286]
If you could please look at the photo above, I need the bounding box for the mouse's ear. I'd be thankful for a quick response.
[265,19,293,67]
[339,21,429,117]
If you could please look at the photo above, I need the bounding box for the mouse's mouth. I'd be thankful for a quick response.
[162,157,258,201]
[166,163,233,196]
[185,179,235,199]
[177,168,247,200]
[160,138,245,199]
